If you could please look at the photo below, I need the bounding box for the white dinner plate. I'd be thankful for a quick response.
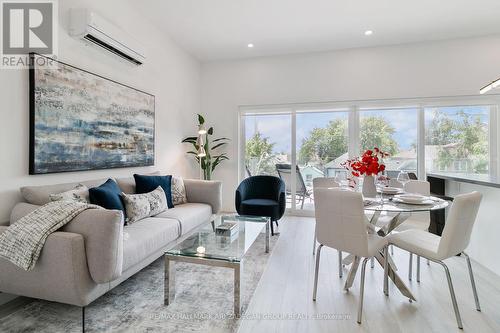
[394,194,429,205]
[379,187,402,195]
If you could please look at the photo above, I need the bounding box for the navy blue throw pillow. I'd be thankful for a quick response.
[134,174,174,208]
[89,179,126,216]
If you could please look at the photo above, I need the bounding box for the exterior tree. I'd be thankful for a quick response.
[298,119,348,166]
[359,116,399,156]
[245,132,276,175]
[425,109,488,173]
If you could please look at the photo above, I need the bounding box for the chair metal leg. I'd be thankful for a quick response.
[439,261,463,329]
[391,245,394,255]
[417,255,421,283]
[312,225,316,255]
[301,195,305,209]
[427,259,430,266]
[463,252,481,311]
[357,258,369,324]
[370,257,374,269]
[408,253,413,281]
[312,244,323,301]
[270,220,275,236]
[338,250,343,278]
[383,246,389,296]
[82,306,85,333]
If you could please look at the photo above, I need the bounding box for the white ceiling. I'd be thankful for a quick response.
[131,0,500,61]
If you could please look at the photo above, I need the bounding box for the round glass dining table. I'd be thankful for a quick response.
[342,192,450,301]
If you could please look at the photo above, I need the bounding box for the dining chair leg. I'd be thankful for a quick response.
[427,259,430,266]
[301,195,305,209]
[357,258,369,324]
[312,225,316,256]
[417,255,421,283]
[312,244,323,301]
[383,246,389,296]
[370,257,374,269]
[439,261,463,329]
[338,250,343,278]
[408,253,413,281]
[391,245,394,255]
[462,252,481,311]
[270,220,275,236]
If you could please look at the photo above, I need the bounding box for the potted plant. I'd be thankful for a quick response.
[182,114,229,180]
[343,148,388,197]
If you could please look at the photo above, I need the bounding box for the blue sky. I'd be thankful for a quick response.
[245,106,489,154]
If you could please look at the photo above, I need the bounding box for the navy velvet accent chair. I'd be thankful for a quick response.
[235,175,286,235]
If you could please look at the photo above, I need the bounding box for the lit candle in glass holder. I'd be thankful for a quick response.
[196,246,206,254]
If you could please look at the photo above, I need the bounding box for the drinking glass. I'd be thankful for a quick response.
[375,174,388,203]
[397,171,410,190]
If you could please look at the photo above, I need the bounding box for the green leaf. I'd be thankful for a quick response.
[208,127,214,135]
[198,114,205,125]
[187,151,198,155]
[212,137,229,142]
[211,142,227,150]
[182,136,198,143]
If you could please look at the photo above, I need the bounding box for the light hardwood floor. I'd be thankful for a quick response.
[238,216,500,333]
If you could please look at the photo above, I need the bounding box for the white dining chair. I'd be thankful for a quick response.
[312,177,340,256]
[313,187,388,324]
[384,191,482,329]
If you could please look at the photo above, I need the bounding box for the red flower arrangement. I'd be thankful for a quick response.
[342,148,389,177]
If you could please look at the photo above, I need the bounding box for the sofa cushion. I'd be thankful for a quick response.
[116,171,160,194]
[154,203,212,236]
[89,179,125,215]
[122,217,180,270]
[21,178,110,206]
[134,174,174,208]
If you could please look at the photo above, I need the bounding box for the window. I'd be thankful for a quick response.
[296,110,349,210]
[240,97,498,214]
[424,106,490,175]
[359,108,418,177]
[244,113,291,177]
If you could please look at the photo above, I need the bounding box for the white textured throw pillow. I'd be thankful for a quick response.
[49,184,89,203]
[171,176,187,205]
[147,186,169,216]
[121,186,168,224]
[121,193,151,224]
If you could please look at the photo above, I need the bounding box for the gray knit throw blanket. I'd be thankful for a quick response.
[0,201,101,271]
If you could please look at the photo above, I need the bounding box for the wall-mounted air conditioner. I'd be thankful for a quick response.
[69,9,146,65]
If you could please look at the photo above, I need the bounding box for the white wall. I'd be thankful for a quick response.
[201,35,500,275]
[0,0,201,224]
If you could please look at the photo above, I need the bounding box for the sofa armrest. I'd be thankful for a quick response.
[183,179,222,214]
[62,209,124,283]
[0,226,98,306]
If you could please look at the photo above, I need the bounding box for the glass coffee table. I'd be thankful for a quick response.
[164,214,270,315]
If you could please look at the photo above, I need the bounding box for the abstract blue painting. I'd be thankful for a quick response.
[29,53,155,174]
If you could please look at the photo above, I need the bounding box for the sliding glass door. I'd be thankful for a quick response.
[244,112,292,208]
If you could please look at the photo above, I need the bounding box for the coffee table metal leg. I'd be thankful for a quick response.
[265,220,270,253]
[234,263,241,316]
[164,256,175,305]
